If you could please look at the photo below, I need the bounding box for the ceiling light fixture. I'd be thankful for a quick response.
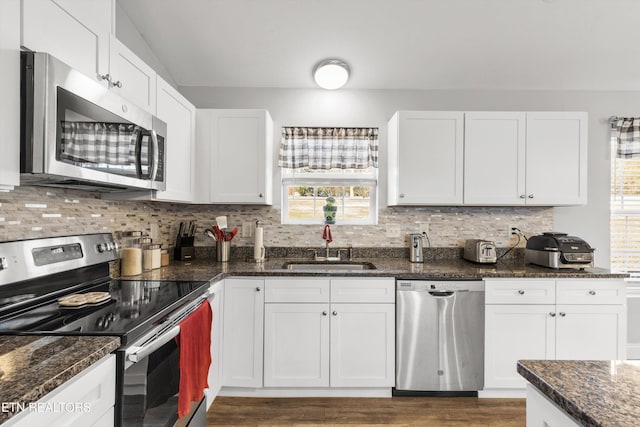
[313,59,350,90]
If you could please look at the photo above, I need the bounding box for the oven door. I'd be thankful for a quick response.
[22,52,166,191]
[118,306,208,426]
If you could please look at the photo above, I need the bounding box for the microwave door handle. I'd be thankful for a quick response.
[149,129,159,182]
[126,324,180,363]
[134,130,143,179]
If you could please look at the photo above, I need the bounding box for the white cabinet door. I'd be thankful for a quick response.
[264,303,330,387]
[206,280,224,408]
[464,112,526,205]
[109,35,157,113]
[155,77,196,202]
[525,112,588,205]
[0,0,20,191]
[21,0,112,85]
[222,278,264,388]
[485,305,556,389]
[330,304,395,387]
[555,304,626,360]
[387,111,464,205]
[208,109,273,204]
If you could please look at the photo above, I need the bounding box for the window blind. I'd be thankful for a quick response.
[610,134,640,276]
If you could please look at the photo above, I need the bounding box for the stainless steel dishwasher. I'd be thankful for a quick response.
[395,280,485,394]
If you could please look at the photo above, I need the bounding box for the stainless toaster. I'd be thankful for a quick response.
[463,239,497,264]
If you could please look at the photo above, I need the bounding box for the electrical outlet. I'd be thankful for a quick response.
[386,223,401,238]
[419,223,429,235]
[509,226,523,240]
[242,221,253,238]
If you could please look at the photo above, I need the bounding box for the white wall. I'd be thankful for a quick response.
[179,86,640,267]
[115,3,177,88]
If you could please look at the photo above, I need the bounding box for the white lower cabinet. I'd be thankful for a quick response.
[222,278,264,388]
[262,277,395,389]
[206,279,224,408]
[4,355,116,427]
[526,384,580,427]
[264,303,330,387]
[329,303,395,387]
[484,279,626,393]
[554,304,626,360]
[485,304,556,389]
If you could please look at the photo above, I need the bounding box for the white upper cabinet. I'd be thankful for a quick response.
[154,77,196,202]
[109,35,157,114]
[197,109,274,205]
[0,0,20,191]
[388,111,464,205]
[464,112,527,205]
[464,111,587,206]
[390,110,588,206]
[525,112,588,205]
[21,0,113,85]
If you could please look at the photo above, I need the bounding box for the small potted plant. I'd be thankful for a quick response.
[323,196,337,224]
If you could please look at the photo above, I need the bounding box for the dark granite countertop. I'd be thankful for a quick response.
[122,256,627,282]
[0,335,120,423]
[518,360,640,427]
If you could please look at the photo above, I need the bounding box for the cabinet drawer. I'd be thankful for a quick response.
[265,278,330,303]
[485,280,555,304]
[330,278,395,303]
[556,280,626,305]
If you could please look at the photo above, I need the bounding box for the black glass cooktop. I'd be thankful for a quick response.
[0,279,208,345]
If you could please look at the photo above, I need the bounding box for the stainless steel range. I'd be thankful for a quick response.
[0,233,211,427]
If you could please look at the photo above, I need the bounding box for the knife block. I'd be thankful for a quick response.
[174,237,195,261]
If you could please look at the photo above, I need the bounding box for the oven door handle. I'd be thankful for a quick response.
[126,324,180,363]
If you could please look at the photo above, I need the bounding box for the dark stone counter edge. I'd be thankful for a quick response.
[0,337,120,423]
[517,361,599,427]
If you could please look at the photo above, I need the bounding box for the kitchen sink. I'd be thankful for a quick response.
[282,261,376,271]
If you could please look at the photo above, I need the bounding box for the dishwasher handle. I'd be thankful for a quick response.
[428,291,456,297]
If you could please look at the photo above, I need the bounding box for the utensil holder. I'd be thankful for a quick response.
[216,241,230,262]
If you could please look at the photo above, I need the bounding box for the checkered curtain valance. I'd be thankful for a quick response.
[278,127,379,169]
[614,117,640,158]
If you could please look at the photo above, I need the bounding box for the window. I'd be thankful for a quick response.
[282,168,377,224]
[279,127,378,225]
[610,119,640,277]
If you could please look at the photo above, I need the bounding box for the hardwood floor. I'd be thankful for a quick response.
[206,396,526,426]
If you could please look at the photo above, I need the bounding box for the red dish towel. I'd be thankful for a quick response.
[176,300,212,418]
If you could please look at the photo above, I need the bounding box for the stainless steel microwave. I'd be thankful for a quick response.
[20,52,166,192]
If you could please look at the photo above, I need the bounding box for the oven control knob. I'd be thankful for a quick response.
[0,257,7,271]
[97,243,107,253]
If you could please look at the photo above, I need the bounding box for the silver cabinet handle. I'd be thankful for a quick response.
[99,73,111,82]
[588,290,596,295]
[399,194,405,198]
[559,312,566,317]
[519,195,526,199]
[259,193,263,198]
[322,311,327,316]
[332,311,338,316]
[518,290,525,295]
[111,80,123,88]
[528,194,534,199]
[549,312,556,317]
[256,287,261,292]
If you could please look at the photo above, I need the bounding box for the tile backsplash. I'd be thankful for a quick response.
[0,186,553,248]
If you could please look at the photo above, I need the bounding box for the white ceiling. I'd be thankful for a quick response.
[119,0,640,91]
